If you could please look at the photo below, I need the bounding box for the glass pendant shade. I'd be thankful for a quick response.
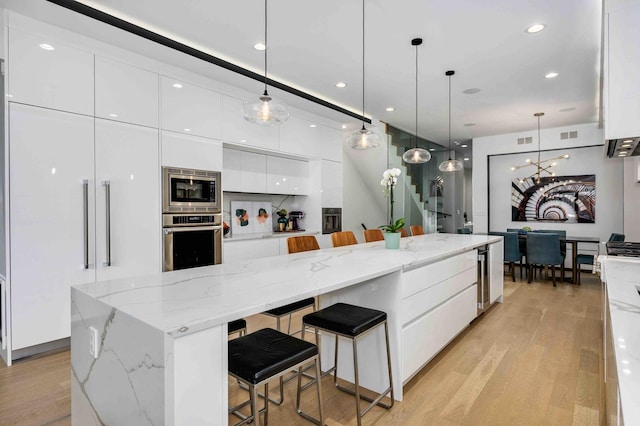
[439,158,464,172]
[243,92,289,126]
[403,147,431,164]
[347,126,382,149]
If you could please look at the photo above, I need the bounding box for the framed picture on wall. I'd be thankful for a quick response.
[231,201,272,235]
[511,174,596,223]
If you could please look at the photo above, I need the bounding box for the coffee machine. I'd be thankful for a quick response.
[289,211,304,231]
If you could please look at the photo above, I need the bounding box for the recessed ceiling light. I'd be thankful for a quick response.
[39,43,55,51]
[240,139,247,143]
[385,107,395,112]
[545,72,559,79]
[461,144,468,148]
[559,107,576,112]
[172,83,183,88]
[335,82,347,88]
[184,128,191,132]
[108,113,118,118]
[462,88,481,95]
[341,124,347,129]
[526,24,546,33]
[429,148,435,151]
[464,123,476,127]
[464,157,470,161]
[253,43,266,51]
[309,124,317,128]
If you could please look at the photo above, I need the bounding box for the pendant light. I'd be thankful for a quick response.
[439,70,464,172]
[347,0,381,149]
[511,112,570,183]
[242,0,289,125]
[402,38,431,164]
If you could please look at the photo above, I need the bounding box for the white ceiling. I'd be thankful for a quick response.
[5,0,604,152]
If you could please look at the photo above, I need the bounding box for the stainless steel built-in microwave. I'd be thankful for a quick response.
[162,167,221,213]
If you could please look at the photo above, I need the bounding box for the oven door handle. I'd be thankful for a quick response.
[163,225,221,234]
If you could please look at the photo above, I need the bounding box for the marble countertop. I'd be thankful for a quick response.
[72,233,500,338]
[599,256,640,424]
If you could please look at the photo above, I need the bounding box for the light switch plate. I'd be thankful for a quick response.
[89,326,99,359]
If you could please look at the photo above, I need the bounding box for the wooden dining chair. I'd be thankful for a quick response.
[287,235,321,254]
[331,231,358,247]
[400,228,408,238]
[410,225,424,236]
[363,228,384,242]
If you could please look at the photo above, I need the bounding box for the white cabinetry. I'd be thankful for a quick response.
[161,131,222,171]
[223,238,280,264]
[400,251,478,382]
[279,116,322,158]
[604,0,640,140]
[95,56,159,127]
[223,148,267,193]
[221,95,279,151]
[95,119,160,281]
[8,27,94,115]
[9,104,95,350]
[266,156,309,195]
[161,77,221,139]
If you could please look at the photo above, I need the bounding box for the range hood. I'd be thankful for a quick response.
[605,137,640,158]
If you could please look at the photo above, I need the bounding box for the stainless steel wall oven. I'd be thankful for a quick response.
[162,166,223,271]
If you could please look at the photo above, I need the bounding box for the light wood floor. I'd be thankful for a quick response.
[0,271,604,425]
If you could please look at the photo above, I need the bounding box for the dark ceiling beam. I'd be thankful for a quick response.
[44,0,370,124]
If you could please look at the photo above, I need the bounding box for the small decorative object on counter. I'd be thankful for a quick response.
[380,168,404,249]
[276,209,288,232]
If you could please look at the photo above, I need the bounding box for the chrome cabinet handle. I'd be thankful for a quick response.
[103,180,111,267]
[83,180,89,269]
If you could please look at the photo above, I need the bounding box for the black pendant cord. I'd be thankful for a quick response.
[360,0,366,132]
[448,72,452,161]
[414,41,418,149]
[263,0,269,96]
[537,114,542,181]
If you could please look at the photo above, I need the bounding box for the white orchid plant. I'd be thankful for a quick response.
[379,168,405,233]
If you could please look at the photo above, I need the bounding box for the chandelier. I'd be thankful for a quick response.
[511,112,569,183]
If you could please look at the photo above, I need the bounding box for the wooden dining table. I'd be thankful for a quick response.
[517,234,600,284]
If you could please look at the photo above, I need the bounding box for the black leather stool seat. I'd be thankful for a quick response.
[228,319,247,334]
[264,297,315,317]
[229,328,318,385]
[302,303,387,337]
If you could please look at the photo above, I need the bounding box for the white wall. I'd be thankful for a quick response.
[473,122,625,242]
[342,124,388,243]
[623,157,640,241]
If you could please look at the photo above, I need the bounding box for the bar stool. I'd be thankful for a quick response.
[331,231,358,247]
[228,319,247,337]
[363,228,384,242]
[228,328,324,426]
[302,303,394,426]
[409,225,424,236]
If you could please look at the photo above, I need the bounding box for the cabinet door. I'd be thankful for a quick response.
[321,160,343,207]
[8,28,94,115]
[279,115,321,158]
[161,77,221,139]
[319,125,344,162]
[266,156,309,195]
[95,56,159,127]
[9,104,95,349]
[95,119,161,281]
[161,131,223,171]
[605,2,640,139]
[489,242,504,303]
[221,95,279,150]
[222,148,267,193]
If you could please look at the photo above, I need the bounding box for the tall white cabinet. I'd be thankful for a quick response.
[9,105,96,350]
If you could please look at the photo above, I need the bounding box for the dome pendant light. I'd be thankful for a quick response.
[243,0,289,126]
[402,38,431,164]
[439,70,464,172]
[347,0,381,149]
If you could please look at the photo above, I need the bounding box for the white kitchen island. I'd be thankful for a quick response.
[71,233,503,425]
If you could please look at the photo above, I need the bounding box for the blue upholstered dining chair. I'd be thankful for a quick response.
[526,232,564,287]
[533,229,567,257]
[490,232,523,281]
[457,227,472,234]
[575,233,625,284]
[507,228,527,260]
